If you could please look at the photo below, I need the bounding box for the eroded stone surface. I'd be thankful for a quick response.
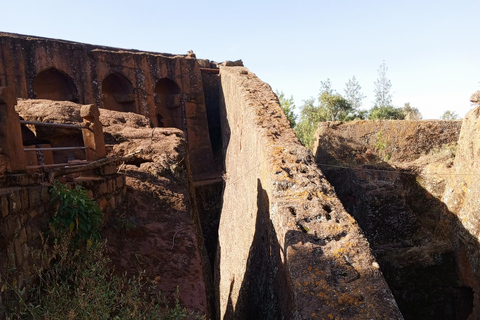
[217,66,402,319]
[100,110,212,317]
[0,32,215,178]
[314,118,477,319]
[443,106,480,319]
[14,100,212,317]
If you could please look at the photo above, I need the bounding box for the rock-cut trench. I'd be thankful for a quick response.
[196,70,477,319]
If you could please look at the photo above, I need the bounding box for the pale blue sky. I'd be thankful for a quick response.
[1,0,479,119]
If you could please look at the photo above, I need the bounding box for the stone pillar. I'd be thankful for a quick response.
[0,87,26,173]
[81,104,106,161]
[24,146,38,167]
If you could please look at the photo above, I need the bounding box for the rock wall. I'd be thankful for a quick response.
[0,97,127,296]
[0,99,212,317]
[0,169,126,306]
[0,32,214,178]
[443,106,480,319]
[314,120,461,166]
[314,119,477,319]
[216,66,402,319]
[100,110,212,317]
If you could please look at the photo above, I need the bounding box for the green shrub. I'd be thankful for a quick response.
[49,181,103,247]
[3,239,203,319]
[1,181,204,319]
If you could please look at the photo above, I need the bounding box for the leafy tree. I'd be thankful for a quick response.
[318,79,353,121]
[403,102,422,120]
[276,91,297,127]
[295,98,320,149]
[344,109,369,121]
[294,80,353,148]
[368,105,405,120]
[373,61,393,108]
[344,76,366,110]
[441,110,459,120]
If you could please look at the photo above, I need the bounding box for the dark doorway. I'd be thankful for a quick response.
[101,73,135,113]
[154,78,181,128]
[33,68,78,102]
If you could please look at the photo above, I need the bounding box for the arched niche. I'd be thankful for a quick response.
[33,68,78,102]
[154,78,181,128]
[101,73,135,113]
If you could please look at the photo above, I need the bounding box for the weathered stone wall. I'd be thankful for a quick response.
[201,70,223,171]
[314,119,476,319]
[443,106,480,319]
[0,32,214,178]
[314,120,462,166]
[99,110,212,317]
[0,172,126,287]
[0,87,26,174]
[216,66,402,319]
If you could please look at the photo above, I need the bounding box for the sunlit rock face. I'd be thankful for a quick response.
[443,105,480,320]
[216,66,402,320]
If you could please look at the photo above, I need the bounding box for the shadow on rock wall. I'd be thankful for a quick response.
[222,180,295,320]
[316,139,479,320]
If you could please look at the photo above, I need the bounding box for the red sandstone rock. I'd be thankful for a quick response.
[0,87,26,173]
[99,110,212,317]
[217,66,403,319]
[313,116,477,319]
[15,99,212,316]
[0,32,215,179]
[443,105,480,319]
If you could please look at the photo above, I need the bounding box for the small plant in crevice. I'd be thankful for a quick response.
[374,131,391,162]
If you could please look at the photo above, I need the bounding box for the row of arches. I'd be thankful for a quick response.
[31,68,182,128]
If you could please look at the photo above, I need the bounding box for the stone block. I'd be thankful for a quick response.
[39,144,54,165]
[100,164,117,175]
[108,195,115,209]
[24,146,38,167]
[81,104,106,161]
[41,184,51,203]
[116,175,124,189]
[28,209,38,218]
[2,215,20,240]
[6,174,38,186]
[37,206,45,216]
[8,189,21,213]
[18,227,27,245]
[7,243,15,266]
[97,182,108,196]
[21,243,29,260]
[1,193,8,217]
[0,87,26,173]
[18,213,29,225]
[98,197,107,210]
[20,188,29,210]
[25,225,33,242]
[115,193,123,207]
[107,178,115,193]
[27,186,41,208]
[14,238,23,267]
